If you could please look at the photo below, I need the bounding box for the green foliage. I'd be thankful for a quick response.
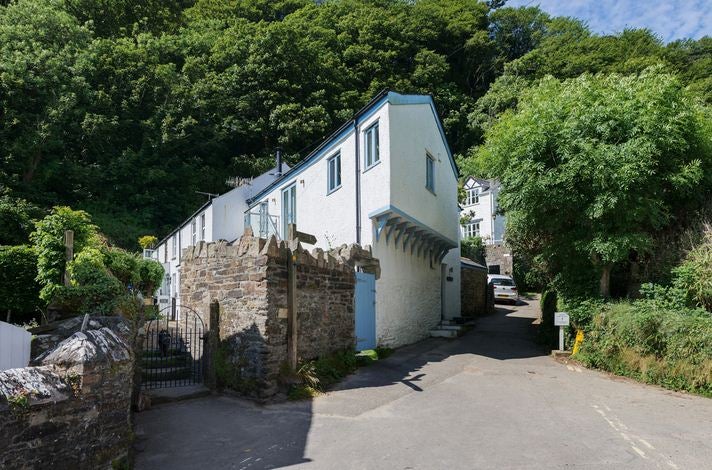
[460,236,486,264]
[472,68,712,298]
[138,235,158,250]
[575,296,712,396]
[537,290,558,349]
[30,206,99,304]
[0,193,43,245]
[288,349,361,400]
[0,245,41,324]
[672,228,712,311]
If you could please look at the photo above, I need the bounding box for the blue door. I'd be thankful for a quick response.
[355,272,376,351]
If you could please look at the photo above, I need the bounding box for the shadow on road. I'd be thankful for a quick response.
[135,299,544,469]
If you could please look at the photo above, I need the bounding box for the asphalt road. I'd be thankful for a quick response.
[135,298,712,469]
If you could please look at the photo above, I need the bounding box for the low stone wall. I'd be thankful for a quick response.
[0,323,134,469]
[180,234,378,399]
[461,259,492,317]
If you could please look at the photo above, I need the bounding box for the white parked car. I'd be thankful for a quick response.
[488,274,519,304]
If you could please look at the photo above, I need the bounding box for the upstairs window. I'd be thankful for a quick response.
[172,236,177,259]
[364,123,380,168]
[327,152,342,193]
[466,188,480,205]
[426,153,435,193]
[200,213,206,241]
[463,222,480,238]
[191,219,197,245]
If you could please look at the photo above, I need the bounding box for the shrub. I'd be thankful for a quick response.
[673,228,712,311]
[138,235,158,250]
[461,236,486,264]
[575,297,712,396]
[0,245,42,324]
[0,193,43,245]
[30,206,99,303]
[537,289,558,348]
[63,247,125,315]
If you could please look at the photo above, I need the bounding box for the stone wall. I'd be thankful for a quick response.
[180,233,379,399]
[486,243,514,276]
[0,322,134,470]
[461,259,493,317]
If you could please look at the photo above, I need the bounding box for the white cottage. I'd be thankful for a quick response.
[149,91,461,348]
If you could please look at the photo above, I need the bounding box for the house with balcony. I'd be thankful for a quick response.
[460,176,513,275]
[147,91,462,348]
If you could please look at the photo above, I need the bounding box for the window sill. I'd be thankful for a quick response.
[326,184,342,196]
[363,160,381,174]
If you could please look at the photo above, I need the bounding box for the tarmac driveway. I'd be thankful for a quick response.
[135,298,712,469]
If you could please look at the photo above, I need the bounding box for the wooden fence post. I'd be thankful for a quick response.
[205,300,220,390]
[63,230,74,286]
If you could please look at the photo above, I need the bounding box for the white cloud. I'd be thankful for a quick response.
[506,0,711,42]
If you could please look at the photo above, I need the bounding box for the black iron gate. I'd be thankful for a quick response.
[141,305,205,389]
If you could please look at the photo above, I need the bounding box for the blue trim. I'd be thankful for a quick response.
[326,151,342,195]
[247,90,458,210]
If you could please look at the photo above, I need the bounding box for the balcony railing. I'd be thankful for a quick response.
[244,210,281,239]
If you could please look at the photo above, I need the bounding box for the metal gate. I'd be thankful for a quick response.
[355,272,376,351]
[141,305,205,389]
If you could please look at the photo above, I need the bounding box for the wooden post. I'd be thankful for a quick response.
[287,223,296,241]
[205,300,220,390]
[63,230,74,286]
[287,250,298,371]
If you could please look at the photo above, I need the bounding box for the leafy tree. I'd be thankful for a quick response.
[473,68,712,298]
[0,245,41,324]
[30,206,99,303]
[138,235,158,249]
[0,192,43,245]
[461,236,486,264]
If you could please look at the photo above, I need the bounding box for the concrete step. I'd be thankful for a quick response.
[145,384,211,405]
[430,328,459,338]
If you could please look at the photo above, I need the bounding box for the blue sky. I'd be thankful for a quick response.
[506,0,712,42]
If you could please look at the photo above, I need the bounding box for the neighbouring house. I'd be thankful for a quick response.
[148,91,461,349]
[460,176,513,276]
[145,162,288,317]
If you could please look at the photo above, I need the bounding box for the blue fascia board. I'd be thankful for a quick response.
[368,204,459,249]
[246,91,458,209]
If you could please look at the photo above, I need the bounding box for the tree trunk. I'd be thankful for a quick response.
[6,309,10,323]
[599,264,612,298]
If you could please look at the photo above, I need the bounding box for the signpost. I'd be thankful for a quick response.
[554,311,570,351]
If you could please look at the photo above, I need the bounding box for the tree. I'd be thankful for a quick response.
[0,245,41,324]
[473,68,712,298]
[461,236,486,264]
[0,192,43,245]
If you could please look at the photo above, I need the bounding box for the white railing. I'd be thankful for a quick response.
[0,321,31,371]
[244,211,281,239]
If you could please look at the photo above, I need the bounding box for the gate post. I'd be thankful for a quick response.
[204,300,220,391]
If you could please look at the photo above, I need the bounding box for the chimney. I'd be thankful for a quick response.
[275,148,283,177]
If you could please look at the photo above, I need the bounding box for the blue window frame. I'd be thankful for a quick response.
[327,152,341,193]
[426,153,435,193]
[364,123,379,169]
[282,184,296,237]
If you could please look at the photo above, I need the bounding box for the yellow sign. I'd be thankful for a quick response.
[572,330,585,355]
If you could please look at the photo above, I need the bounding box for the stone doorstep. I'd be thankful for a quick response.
[145,384,212,405]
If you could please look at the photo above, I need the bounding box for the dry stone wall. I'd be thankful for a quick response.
[0,322,134,470]
[180,233,378,399]
[461,261,492,317]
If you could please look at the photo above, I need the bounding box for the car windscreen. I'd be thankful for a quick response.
[490,278,515,286]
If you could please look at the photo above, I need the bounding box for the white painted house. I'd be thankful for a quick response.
[460,176,513,275]
[149,91,461,348]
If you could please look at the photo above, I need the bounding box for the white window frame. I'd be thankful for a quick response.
[171,236,177,259]
[364,123,380,169]
[426,153,435,193]
[463,222,480,238]
[200,213,206,241]
[327,151,342,194]
[191,219,197,245]
[282,183,297,237]
[466,188,479,205]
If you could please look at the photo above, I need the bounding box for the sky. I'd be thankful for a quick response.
[506,0,712,43]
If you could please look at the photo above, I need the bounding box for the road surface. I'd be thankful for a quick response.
[135,298,712,469]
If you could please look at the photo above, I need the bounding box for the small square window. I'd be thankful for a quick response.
[364,124,380,168]
[426,154,435,193]
[327,152,341,193]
